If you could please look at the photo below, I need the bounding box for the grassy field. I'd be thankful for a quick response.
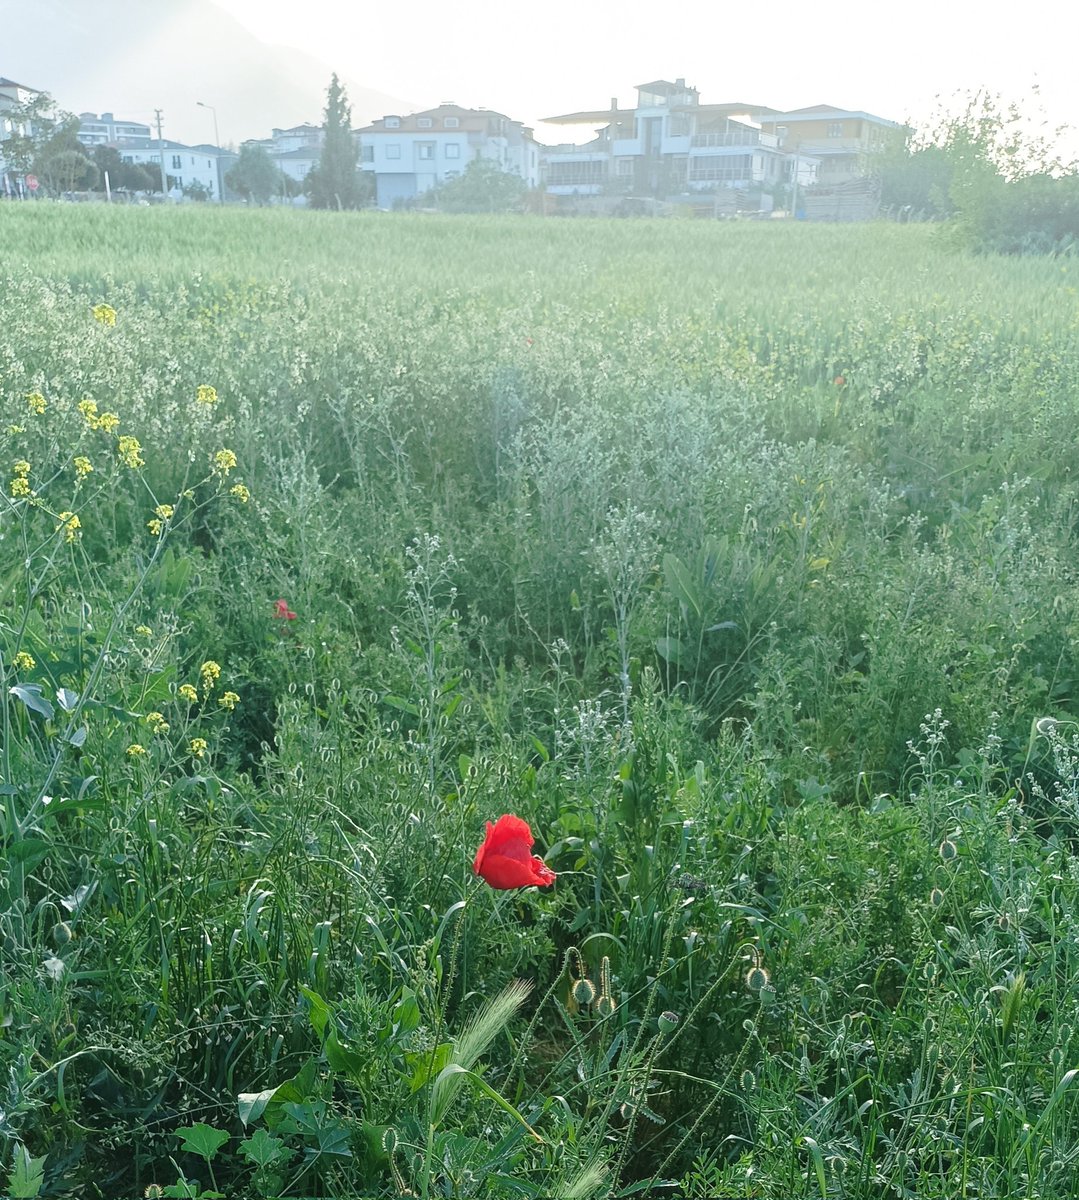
[3,204,1079,1198]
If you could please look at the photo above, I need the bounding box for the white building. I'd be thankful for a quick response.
[1,77,40,193]
[77,112,152,148]
[543,79,790,198]
[357,103,540,208]
[120,139,236,199]
[241,123,323,185]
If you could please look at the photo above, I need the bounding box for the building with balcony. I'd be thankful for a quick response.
[119,139,236,199]
[761,105,901,185]
[542,79,788,198]
[1,77,41,193]
[357,103,540,208]
[76,112,152,148]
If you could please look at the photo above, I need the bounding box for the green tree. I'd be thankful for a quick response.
[89,145,155,193]
[1,91,75,175]
[36,147,99,194]
[225,143,282,205]
[434,157,527,213]
[306,74,363,210]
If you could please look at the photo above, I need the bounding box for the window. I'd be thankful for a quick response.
[827,122,844,138]
[417,142,435,160]
[545,159,607,187]
[171,155,182,169]
[385,117,400,128]
[616,158,633,176]
[386,144,401,159]
[445,143,460,159]
[417,117,433,128]
[361,145,374,162]
[444,117,459,128]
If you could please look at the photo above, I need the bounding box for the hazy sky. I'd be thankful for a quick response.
[216,0,1077,147]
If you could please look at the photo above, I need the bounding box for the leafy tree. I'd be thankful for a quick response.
[89,145,155,193]
[433,157,527,213]
[1,90,76,175]
[36,147,99,194]
[306,74,363,210]
[225,143,282,205]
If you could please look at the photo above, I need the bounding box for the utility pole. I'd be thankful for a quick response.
[197,101,224,202]
[155,109,168,196]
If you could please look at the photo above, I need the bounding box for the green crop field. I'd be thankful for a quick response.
[3,204,1079,1198]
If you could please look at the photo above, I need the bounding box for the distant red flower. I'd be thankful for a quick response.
[273,599,297,620]
[473,814,556,889]
[833,375,846,387]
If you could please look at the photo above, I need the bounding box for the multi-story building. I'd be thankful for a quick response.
[241,123,324,185]
[761,105,901,186]
[357,103,540,208]
[543,79,789,198]
[1,77,41,193]
[119,139,236,199]
[76,112,152,148]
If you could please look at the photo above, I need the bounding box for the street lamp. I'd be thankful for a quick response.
[197,100,224,202]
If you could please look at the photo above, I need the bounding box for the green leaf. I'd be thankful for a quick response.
[238,1128,288,1170]
[662,552,702,619]
[405,1042,453,1091]
[9,685,54,720]
[7,1144,46,1198]
[431,1065,544,1142]
[655,636,686,666]
[177,1123,229,1162]
[55,687,79,712]
[238,1059,318,1128]
[383,694,419,716]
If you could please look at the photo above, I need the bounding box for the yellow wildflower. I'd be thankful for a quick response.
[92,303,117,327]
[26,392,46,415]
[147,503,174,535]
[78,399,99,424]
[218,691,240,711]
[178,683,198,703]
[9,476,31,498]
[182,489,194,501]
[213,449,237,475]
[196,385,218,406]
[134,625,153,638]
[200,660,221,691]
[13,650,35,671]
[229,483,250,503]
[126,743,147,757]
[154,504,174,520]
[147,520,163,536]
[189,737,208,758]
[145,711,169,734]
[117,436,144,469]
[6,424,25,435]
[12,460,30,477]
[94,411,120,433]
[73,456,93,479]
[56,512,81,543]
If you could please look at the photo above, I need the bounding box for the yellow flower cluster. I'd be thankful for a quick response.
[218,691,240,711]
[179,683,199,703]
[77,399,120,433]
[126,743,147,757]
[213,449,238,475]
[13,650,35,671]
[200,660,222,691]
[145,711,169,735]
[56,511,81,543]
[10,459,32,498]
[92,303,117,326]
[73,456,93,480]
[229,483,251,503]
[135,625,153,638]
[189,737,208,758]
[26,391,46,415]
[117,436,144,469]
[196,385,219,406]
[147,503,174,536]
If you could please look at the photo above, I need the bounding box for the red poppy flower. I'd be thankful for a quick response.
[273,599,297,620]
[473,814,556,889]
[833,375,846,387]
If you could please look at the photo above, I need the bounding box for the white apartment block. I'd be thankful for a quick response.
[357,103,540,208]
[76,112,152,147]
[119,139,235,199]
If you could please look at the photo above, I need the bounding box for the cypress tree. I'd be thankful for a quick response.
[307,74,362,210]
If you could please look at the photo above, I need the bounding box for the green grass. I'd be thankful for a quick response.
[2,203,1079,1198]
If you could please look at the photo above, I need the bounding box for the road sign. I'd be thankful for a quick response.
[25,174,39,191]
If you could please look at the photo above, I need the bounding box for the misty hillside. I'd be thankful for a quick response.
[1,0,412,145]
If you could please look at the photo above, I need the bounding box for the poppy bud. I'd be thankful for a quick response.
[572,977,597,1006]
[658,1011,679,1034]
[745,965,769,992]
[595,994,616,1018]
[52,922,73,946]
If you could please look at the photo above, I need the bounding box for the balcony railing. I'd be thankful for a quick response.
[691,132,771,148]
